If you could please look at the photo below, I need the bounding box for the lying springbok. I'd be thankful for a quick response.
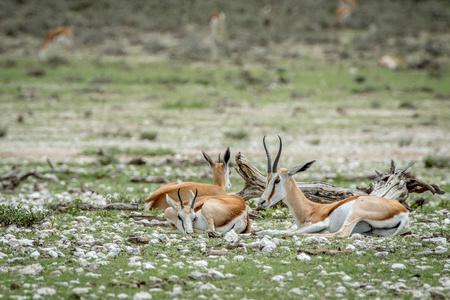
[38,26,73,61]
[258,136,410,237]
[144,148,231,210]
[165,189,251,234]
[378,55,407,70]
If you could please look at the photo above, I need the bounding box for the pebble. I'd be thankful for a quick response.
[296,253,311,262]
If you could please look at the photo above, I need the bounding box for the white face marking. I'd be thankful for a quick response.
[258,173,286,208]
[176,209,197,234]
[224,165,231,191]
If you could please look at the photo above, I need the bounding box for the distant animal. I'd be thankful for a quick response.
[334,0,357,26]
[257,136,410,237]
[38,26,73,61]
[144,148,232,210]
[209,12,226,41]
[165,189,251,234]
[377,55,407,70]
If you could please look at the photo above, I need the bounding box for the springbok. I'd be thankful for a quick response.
[378,55,407,70]
[257,136,410,237]
[334,0,357,26]
[209,12,226,42]
[144,148,232,210]
[38,26,73,61]
[165,189,251,234]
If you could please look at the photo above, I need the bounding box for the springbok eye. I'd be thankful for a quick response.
[274,178,280,184]
[177,215,182,220]
[193,216,198,221]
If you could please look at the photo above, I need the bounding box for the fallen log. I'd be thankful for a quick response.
[234,152,445,206]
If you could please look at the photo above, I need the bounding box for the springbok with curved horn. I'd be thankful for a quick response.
[258,136,410,237]
[144,148,232,210]
[165,189,251,234]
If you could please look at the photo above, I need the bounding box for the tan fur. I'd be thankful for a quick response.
[334,0,357,25]
[378,55,407,69]
[40,26,73,52]
[279,170,408,227]
[146,182,226,210]
[199,195,247,228]
[212,162,227,188]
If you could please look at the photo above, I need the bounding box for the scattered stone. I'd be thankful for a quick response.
[272,275,285,282]
[36,287,56,296]
[193,260,208,268]
[224,230,239,243]
[233,255,245,262]
[296,253,311,262]
[188,271,212,281]
[289,288,303,295]
[304,236,330,245]
[392,263,407,270]
[133,291,152,300]
[19,264,44,276]
[198,283,217,292]
[72,287,90,296]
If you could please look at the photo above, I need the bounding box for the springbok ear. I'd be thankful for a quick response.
[166,194,178,211]
[223,147,231,166]
[202,150,215,167]
[287,160,316,177]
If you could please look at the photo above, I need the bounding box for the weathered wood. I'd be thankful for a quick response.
[54,201,144,213]
[234,152,445,206]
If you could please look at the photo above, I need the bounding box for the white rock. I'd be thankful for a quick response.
[72,287,90,295]
[272,275,285,282]
[392,263,407,270]
[20,263,44,276]
[107,248,121,258]
[224,230,239,243]
[289,288,303,295]
[75,216,93,224]
[296,253,311,262]
[198,283,217,292]
[126,246,140,255]
[304,236,330,245]
[48,250,58,259]
[412,290,424,299]
[36,287,56,296]
[233,255,245,262]
[142,262,156,270]
[375,252,389,257]
[345,244,356,253]
[117,293,129,299]
[171,285,183,296]
[193,260,208,268]
[336,286,347,293]
[133,291,152,300]
[208,269,225,279]
[342,275,352,281]
[30,251,40,259]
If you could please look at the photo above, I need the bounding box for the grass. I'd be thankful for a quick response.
[0,1,449,298]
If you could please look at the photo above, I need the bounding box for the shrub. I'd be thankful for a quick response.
[423,155,450,169]
[140,131,158,141]
[0,204,51,227]
[0,126,7,138]
[143,38,167,54]
[224,130,248,140]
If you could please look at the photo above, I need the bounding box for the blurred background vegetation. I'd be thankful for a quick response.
[1,0,449,64]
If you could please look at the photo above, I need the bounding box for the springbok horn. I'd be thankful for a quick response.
[272,135,282,173]
[218,153,221,163]
[190,189,198,210]
[263,136,272,174]
[177,188,185,209]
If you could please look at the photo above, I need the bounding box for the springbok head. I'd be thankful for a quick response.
[258,136,316,208]
[202,147,232,191]
[166,189,198,234]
